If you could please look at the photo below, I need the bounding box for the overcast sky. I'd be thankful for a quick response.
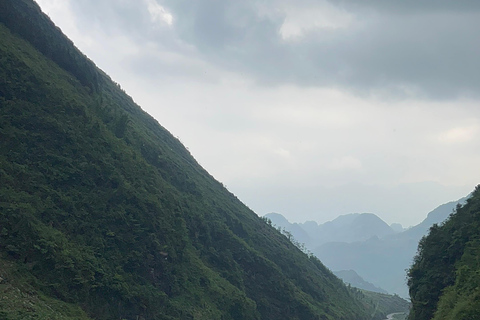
[36,0,480,227]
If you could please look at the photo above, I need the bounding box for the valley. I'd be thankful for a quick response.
[265,196,467,298]
[1,1,479,319]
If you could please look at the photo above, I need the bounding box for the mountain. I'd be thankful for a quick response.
[314,234,412,297]
[390,223,405,233]
[314,197,467,298]
[408,186,480,320]
[334,270,387,294]
[318,213,395,244]
[264,212,395,248]
[0,1,379,319]
[267,196,467,298]
[400,196,468,241]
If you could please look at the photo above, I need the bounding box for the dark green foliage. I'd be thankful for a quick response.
[0,1,376,319]
[0,0,100,93]
[407,186,480,320]
[0,257,93,320]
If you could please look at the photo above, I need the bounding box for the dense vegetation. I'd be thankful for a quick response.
[407,185,480,320]
[0,1,385,319]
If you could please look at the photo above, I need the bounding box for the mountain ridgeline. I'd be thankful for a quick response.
[266,196,467,298]
[266,212,397,248]
[407,186,480,320]
[0,1,383,319]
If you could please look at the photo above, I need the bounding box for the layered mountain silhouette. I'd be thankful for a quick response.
[266,212,397,248]
[265,196,468,298]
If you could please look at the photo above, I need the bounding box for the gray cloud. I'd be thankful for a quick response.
[66,0,480,98]
[328,0,480,14]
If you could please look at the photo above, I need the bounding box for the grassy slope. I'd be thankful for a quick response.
[0,1,372,319]
[0,256,92,320]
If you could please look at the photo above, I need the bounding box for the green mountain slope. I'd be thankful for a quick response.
[0,1,373,319]
[407,185,480,320]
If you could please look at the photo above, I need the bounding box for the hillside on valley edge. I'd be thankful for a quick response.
[408,186,480,320]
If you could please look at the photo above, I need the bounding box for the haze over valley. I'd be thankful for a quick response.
[265,195,467,297]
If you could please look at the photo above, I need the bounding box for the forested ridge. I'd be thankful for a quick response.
[408,185,480,320]
[0,1,397,319]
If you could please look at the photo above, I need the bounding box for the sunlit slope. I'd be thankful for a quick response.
[0,1,371,319]
[408,186,480,320]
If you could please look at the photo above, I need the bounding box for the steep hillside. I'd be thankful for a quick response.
[0,1,373,319]
[0,257,92,320]
[407,186,480,320]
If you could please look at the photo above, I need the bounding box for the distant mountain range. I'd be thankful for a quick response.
[265,195,468,298]
[266,212,398,248]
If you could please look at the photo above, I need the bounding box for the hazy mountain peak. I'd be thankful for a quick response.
[325,213,361,225]
[390,223,404,233]
[314,194,470,298]
[303,220,319,228]
[264,212,289,225]
[264,211,396,249]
